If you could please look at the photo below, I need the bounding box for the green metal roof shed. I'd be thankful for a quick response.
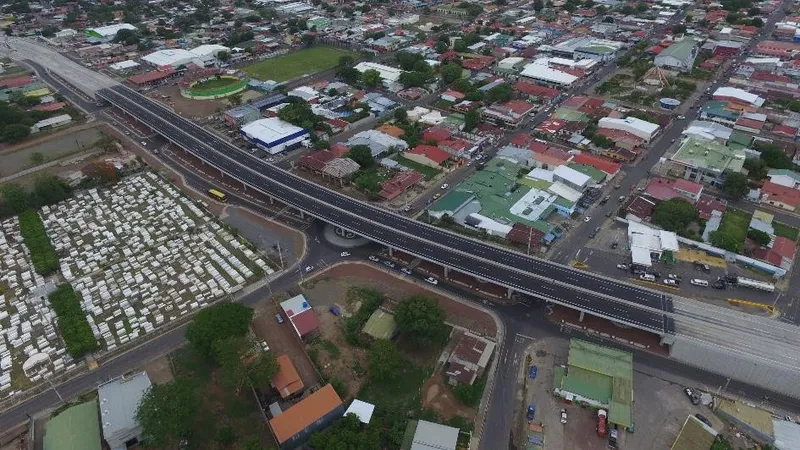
[44,399,102,450]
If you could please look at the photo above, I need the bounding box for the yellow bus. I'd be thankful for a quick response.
[208,188,227,202]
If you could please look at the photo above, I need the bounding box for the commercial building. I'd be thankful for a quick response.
[240,118,310,155]
[280,294,320,339]
[346,129,409,158]
[553,339,634,429]
[481,100,537,127]
[43,399,102,450]
[712,87,765,108]
[654,38,699,72]
[272,354,305,399]
[767,169,800,189]
[85,23,137,42]
[98,371,152,450]
[224,105,261,127]
[670,137,746,186]
[627,221,680,267]
[519,60,579,88]
[401,419,460,450]
[598,117,660,143]
[545,37,624,62]
[141,45,230,68]
[354,62,405,89]
[269,384,344,449]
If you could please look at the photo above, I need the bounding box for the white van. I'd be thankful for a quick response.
[640,274,655,282]
[690,279,708,287]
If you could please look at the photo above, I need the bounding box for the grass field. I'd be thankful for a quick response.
[191,77,240,91]
[395,155,442,180]
[242,46,357,82]
[773,221,800,241]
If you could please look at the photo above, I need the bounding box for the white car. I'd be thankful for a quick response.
[260,341,270,352]
[383,260,396,268]
[668,274,681,280]
[663,279,678,286]
[368,255,380,262]
[425,276,438,285]
[560,409,567,424]
[616,264,628,270]
[340,251,351,257]
[304,265,314,272]
[583,216,591,223]
[140,141,147,146]
[440,183,449,190]
[401,267,412,275]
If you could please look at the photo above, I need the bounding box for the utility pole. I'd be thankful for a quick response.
[276,241,285,270]
[527,225,533,255]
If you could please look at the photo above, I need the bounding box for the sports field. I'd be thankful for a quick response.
[242,46,357,82]
[191,77,240,91]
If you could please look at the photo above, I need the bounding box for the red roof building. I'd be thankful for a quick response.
[695,194,727,221]
[570,153,621,176]
[514,81,559,101]
[33,102,66,112]
[596,128,645,150]
[299,151,336,173]
[329,143,349,158]
[761,181,800,211]
[462,56,495,71]
[423,126,453,143]
[0,75,32,88]
[773,125,798,137]
[128,68,176,85]
[406,145,450,167]
[755,40,800,60]
[626,195,657,220]
[281,295,320,339]
[379,170,424,200]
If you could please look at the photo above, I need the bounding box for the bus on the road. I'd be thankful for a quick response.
[208,188,227,202]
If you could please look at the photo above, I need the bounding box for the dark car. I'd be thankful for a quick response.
[725,274,738,284]
[695,414,712,427]
[684,388,700,405]
[527,405,536,421]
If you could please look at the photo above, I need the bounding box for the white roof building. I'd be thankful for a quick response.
[354,62,405,87]
[598,116,660,143]
[98,371,152,450]
[346,130,408,158]
[141,49,203,68]
[190,44,230,58]
[497,56,526,71]
[682,120,733,142]
[109,60,140,71]
[712,87,765,107]
[240,118,309,155]
[627,221,680,267]
[86,23,137,41]
[344,400,375,424]
[409,420,459,450]
[519,60,579,87]
[553,165,591,191]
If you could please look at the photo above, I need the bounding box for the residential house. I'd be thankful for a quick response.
[570,153,621,178]
[598,117,660,143]
[767,169,800,189]
[272,355,305,399]
[299,151,336,174]
[444,332,496,386]
[482,100,537,127]
[346,130,409,158]
[379,170,424,200]
[401,420,460,450]
[280,294,320,339]
[269,384,344,449]
[760,181,800,212]
[753,236,797,270]
[405,145,450,168]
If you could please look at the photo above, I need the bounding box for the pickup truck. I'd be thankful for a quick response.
[597,409,608,437]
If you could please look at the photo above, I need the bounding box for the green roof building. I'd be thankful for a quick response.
[44,399,102,450]
[553,339,634,429]
[670,137,746,187]
[655,38,698,73]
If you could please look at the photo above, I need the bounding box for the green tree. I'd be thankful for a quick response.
[758,144,793,169]
[339,54,355,66]
[213,336,279,392]
[710,435,734,450]
[435,41,449,53]
[31,174,72,207]
[672,24,687,34]
[486,84,514,103]
[362,69,382,88]
[41,25,58,38]
[464,108,481,132]
[651,198,698,233]
[346,144,375,168]
[0,183,29,214]
[710,229,743,253]
[751,17,763,27]
[722,171,749,199]
[228,93,243,106]
[185,303,254,358]
[136,378,200,449]
[441,62,463,84]
[368,339,404,381]
[310,414,382,450]
[394,295,448,348]
[217,50,231,62]
[636,2,648,12]
[726,12,739,24]
[748,229,771,246]
[3,123,31,143]
[337,66,361,84]
[394,108,408,122]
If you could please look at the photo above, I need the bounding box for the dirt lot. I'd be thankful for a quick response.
[144,356,174,385]
[303,263,497,337]
[421,356,476,423]
[150,85,230,118]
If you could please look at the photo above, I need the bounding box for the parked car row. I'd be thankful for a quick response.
[367,255,438,285]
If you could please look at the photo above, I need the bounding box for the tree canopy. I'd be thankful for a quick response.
[309,414,382,450]
[368,339,404,381]
[441,62,463,84]
[394,295,448,348]
[361,69,382,88]
[136,378,200,449]
[486,84,514,103]
[213,336,279,392]
[185,303,254,358]
[464,108,481,132]
[346,144,375,169]
[722,171,749,199]
[748,228,771,246]
[757,144,793,170]
[651,198,698,233]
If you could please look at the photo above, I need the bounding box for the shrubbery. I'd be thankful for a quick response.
[49,284,99,357]
[19,210,59,276]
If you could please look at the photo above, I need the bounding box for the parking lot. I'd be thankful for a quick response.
[517,337,723,450]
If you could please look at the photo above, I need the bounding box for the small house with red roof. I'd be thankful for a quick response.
[441,90,466,103]
[514,81,559,103]
[444,331,495,386]
[482,100,536,127]
[280,294,320,339]
[379,170,424,200]
[570,153,621,177]
[299,151,336,174]
[405,145,450,168]
[760,181,800,212]
[423,126,453,143]
[695,194,727,221]
[462,56,495,71]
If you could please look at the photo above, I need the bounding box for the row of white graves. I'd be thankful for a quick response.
[0,219,73,398]
[41,173,273,351]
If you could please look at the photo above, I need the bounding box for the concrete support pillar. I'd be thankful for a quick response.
[298,209,305,219]
[443,266,449,278]
[506,287,513,299]
[242,181,247,191]
[269,196,274,205]
[579,311,585,322]
[388,247,394,257]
